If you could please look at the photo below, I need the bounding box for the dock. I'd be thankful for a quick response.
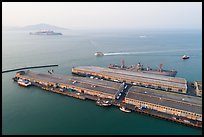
[13,70,202,129]
[72,66,187,94]
[14,70,122,100]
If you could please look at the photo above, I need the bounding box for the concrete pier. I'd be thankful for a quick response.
[13,70,202,129]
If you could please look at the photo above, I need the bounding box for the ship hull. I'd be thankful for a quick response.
[18,82,31,87]
[120,107,131,113]
[142,70,177,77]
[30,33,62,35]
[108,66,177,77]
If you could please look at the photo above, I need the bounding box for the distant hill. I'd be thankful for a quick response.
[3,23,69,31]
[22,23,69,30]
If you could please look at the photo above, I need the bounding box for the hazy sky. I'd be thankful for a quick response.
[2,2,202,29]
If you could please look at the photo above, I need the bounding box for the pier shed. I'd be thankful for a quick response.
[15,71,121,100]
[72,66,187,93]
[125,86,202,121]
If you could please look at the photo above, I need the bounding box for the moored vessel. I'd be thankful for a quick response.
[96,99,111,106]
[108,60,177,77]
[29,30,62,35]
[17,79,32,87]
[119,107,131,113]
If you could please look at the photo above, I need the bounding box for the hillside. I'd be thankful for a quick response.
[3,23,69,31]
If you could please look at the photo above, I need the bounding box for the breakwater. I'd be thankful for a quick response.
[2,64,58,73]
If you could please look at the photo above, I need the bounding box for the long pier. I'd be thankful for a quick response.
[72,66,188,94]
[13,70,202,129]
[2,64,58,73]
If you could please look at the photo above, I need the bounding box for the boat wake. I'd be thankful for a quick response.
[103,49,200,56]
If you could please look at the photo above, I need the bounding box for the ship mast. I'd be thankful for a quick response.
[159,64,163,72]
[121,59,125,68]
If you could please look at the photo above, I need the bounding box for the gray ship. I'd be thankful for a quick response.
[108,60,177,77]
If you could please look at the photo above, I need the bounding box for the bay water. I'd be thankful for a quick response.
[2,29,202,135]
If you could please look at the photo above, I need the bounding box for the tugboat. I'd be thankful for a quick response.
[182,55,190,60]
[94,52,104,57]
[17,79,31,87]
[119,106,131,113]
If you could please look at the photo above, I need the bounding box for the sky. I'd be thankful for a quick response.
[2,2,202,30]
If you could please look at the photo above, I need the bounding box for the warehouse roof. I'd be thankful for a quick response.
[73,66,187,89]
[18,71,120,96]
[126,86,202,114]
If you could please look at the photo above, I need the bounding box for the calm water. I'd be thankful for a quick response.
[2,29,202,135]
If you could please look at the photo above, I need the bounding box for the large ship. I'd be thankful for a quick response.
[29,30,62,35]
[108,60,177,77]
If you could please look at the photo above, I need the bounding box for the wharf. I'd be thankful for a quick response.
[72,66,187,93]
[14,70,121,100]
[122,103,202,129]
[13,70,202,129]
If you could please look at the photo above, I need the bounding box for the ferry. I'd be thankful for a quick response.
[94,52,104,56]
[29,30,62,35]
[182,55,190,60]
[119,107,131,113]
[17,79,31,87]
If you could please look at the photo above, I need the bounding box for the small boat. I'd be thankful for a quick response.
[139,35,146,38]
[17,79,31,87]
[119,107,131,113]
[182,55,190,59]
[96,100,111,106]
[183,119,190,123]
[100,103,111,106]
[94,52,104,56]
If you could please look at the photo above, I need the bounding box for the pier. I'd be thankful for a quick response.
[72,66,187,94]
[2,64,58,73]
[14,70,122,100]
[13,70,202,129]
